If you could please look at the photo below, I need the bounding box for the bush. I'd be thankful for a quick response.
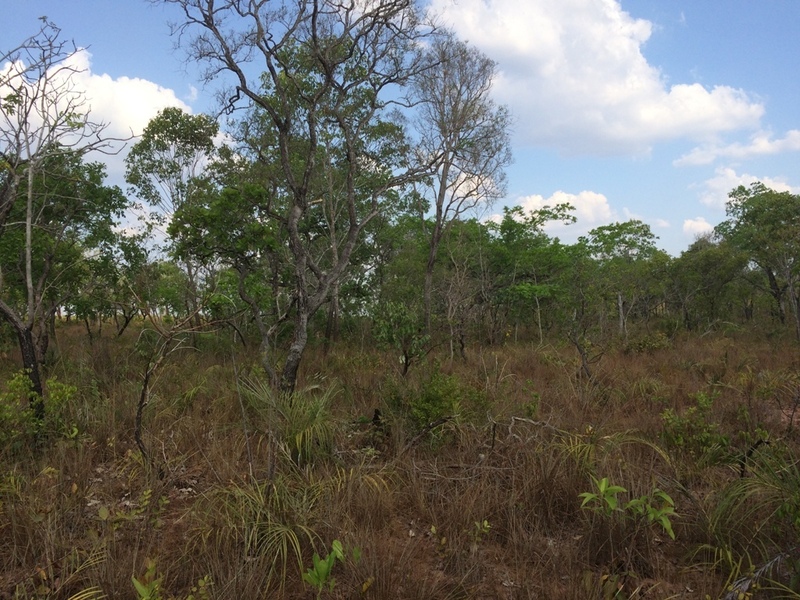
[0,371,78,456]
[388,366,488,432]
[660,391,729,458]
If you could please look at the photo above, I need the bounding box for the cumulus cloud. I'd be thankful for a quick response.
[674,129,800,166]
[682,217,713,237]
[427,0,764,155]
[696,167,800,209]
[521,190,612,224]
[3,48,194,185]
[487,189,614,241]
[68,50,190,132]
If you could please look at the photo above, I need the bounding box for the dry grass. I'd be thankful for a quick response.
[0,323,799,598]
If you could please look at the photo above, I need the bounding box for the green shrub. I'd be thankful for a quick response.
[0,371,78,455]
[660,391,729,458]
[625,332,670,354]
[389,367,488,432]
[372,302,429,376]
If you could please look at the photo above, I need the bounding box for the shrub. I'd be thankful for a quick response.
[0,371,78,456]
[388,366,488,432]
[660,391,729,458]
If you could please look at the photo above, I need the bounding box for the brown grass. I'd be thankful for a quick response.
[0,323,799,599]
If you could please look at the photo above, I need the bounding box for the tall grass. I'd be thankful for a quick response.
[0,323,798,598]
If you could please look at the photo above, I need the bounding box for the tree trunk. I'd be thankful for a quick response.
[323,281,340,355]
[788,277,800,342]
[766,268,786,324]
[281,309,309,394]
[424,245,437,333]
[17,327,45,421]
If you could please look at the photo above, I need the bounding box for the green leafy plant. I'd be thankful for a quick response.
[661,390,729,458]
[372,301,430,376]
[132,558,162,600]
[0,371,79,455]
[302,539,361,599]
[132,558,212,600]
[388,367,488,433]
[579,476,628,515]
[579,476,678,572]
[625,489,677,540]
[468,519,491,556]
[0,370,38,453]
[580,477,676,539]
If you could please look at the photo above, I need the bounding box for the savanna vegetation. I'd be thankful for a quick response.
[2,4,800,599]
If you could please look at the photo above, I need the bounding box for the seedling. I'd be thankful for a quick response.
[302,540,361,599]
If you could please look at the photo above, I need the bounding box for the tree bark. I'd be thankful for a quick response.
[0,301,45,420]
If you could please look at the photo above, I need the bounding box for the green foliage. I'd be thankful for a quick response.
[245,379,337,465]
[661,391,730,458]
[302,539,361,599]
[389,367,488,432]
[625,489,677,541]
[132,558,162,600]
[132,558,212,600]
[579,476,628,515]
[372,301,430,376]
[0,371,78,454]
[0,371,38,452]
[579,475,678,571]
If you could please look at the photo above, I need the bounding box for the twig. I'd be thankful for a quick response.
[396,416,454,459]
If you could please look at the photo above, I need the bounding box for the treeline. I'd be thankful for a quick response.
[2,9,799,418]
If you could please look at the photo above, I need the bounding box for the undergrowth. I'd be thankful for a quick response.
[0,323,799,598]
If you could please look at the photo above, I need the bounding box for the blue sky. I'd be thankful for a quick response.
[4,0,799,255]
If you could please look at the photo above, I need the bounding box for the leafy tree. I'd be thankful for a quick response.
[485,204,575,344]
[410,33,512,332]
[581,220,661,338]
[0,20,126,415]
[669,234,747,331]
[162,0,433,392]
[715,183,800,340]
[69,224,152,339]
[125,107,219,324]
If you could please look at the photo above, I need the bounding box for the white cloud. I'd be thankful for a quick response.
[427,0,763,155]
[696,167,800,209]
[652,218,671,228]
[674,129,800,166]
[488,189,612,242]
[622,207,669,229]
[60,49,192,182]
[682,217,713,237]
[522,190,612,225]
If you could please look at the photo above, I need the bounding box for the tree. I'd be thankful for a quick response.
[0,20,126,415]
[581,220,661,338]
[410,34,512,332]
[715,182,800,340]
[125,107,219,324]
[161,0,433,392]
[669,234,747,331]
[485,204,575,345]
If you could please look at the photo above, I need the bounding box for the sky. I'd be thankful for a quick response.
[3,0,800,255]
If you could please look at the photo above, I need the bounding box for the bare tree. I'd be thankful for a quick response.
[160,0,434,392]
[0,19,125,415]
[411,33,512,332]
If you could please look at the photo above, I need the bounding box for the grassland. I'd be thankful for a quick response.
[1,323,799,599]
